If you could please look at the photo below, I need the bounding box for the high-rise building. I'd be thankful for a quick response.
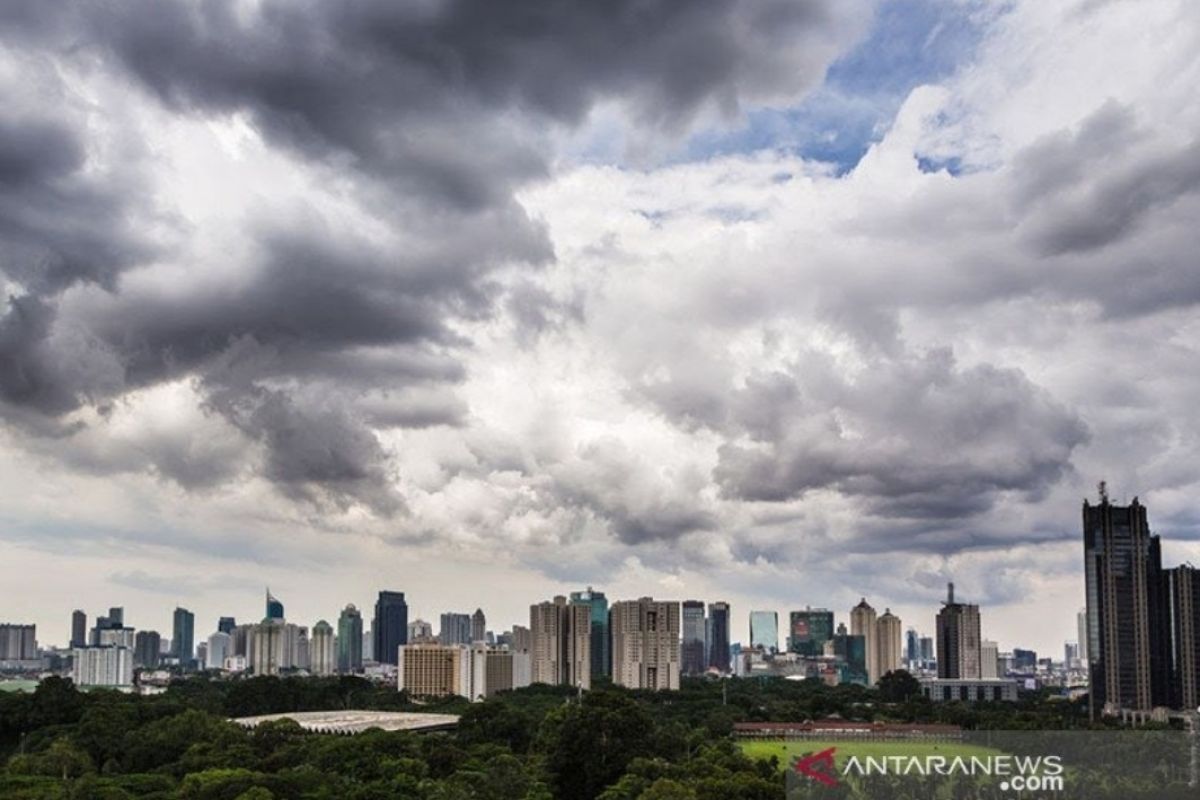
[936,583,981,680]
[397,644,470,698]
[830,622,868,685]
[251,619,284,675]
[876,609,903,678]
[172,607,195,665]
[133,630,161,669]
[218,617,237,635]
[266,589,285,621]
[71,611,87,649]
[530,596,591,689]
[511,625,531,652]
[1012,649,1037,671]
[905,628,920,667]
[72,646,133,687]
[206,632,231,670]
[681,601,706,676]
[611,597,680,691]
[439,613,472,646]
[337,605,364,673]
[408,619,434,642]
[707,602,731,673]
[849,599,878,682]
[919,636,934,665]
[470,609,487,643]
[311,621,335,676]
[980,640,999,679]
[0,624,37,661]
[469,643,532,699]
[1082,491,1171,713]
[790,608,835,658]
[373,591,408,665]
[97,626,135,650]
[570,587,610,678]
[749,611,779,654]
[1165,565,1200,710]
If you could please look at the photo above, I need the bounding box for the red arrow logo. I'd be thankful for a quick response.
[794,747,839,786]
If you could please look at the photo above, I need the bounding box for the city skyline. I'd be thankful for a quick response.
[3,0,1200,663]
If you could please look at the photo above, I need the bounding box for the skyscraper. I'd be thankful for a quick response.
[905,628,920,667]
[373,591,408,665]
[206,632,231,670]
[172,607,195,665]
[133,630,161,669]
[471,608,487,643]
[1165,564,1200,710]
[850,599,878,682]
[0,625,37,661]
[980,640,999,678]
[936,583,981,680]
[251,619,284,675]
[831,622,867,685]
[408,619,434,642]
[611,597,681,690]
[707,601,731,673]
[266,589,285,620]
[311,620,335,676]
[70,610,87,649]
[570,587,610,678]
[218,617,237,635]
[1082,490,1171,714]
[749,611,779,654]
[790,608,835,657]
[876,609,903,678]
[530,595,591,689]
[439,613,472,645]
[337,605,364,673]
[681,601,706,675]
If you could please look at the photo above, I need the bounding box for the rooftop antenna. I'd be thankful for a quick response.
[1098,480,1108,503]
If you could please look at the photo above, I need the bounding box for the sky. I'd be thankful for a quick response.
[2,0,1200,658]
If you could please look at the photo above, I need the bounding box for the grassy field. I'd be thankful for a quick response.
[740,738,1005,770]
[0,680,38,693]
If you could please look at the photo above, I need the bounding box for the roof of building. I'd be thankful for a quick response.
[231,710,459,735]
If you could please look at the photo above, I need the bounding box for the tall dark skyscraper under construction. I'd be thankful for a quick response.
[1082,486,1171,715]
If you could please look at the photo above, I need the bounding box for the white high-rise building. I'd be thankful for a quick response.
[206,632,231,670]
[610,597,681,691]
[980,640,999,678]
[73,646,133,687]
[251,619,285,675]
[311,621,336,676]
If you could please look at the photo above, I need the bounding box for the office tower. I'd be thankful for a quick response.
[90,608,124,645]
[1077,609,1088,663]
[850,599,878,682]
[280,623,308,670]
[471,609,487,643]
[408,619,434,642]
[397,644,471,698]
[97,626,135,649]
[530,595,591,689]
[610,597,681,691]
[981,640,999,678]
[172,607,195,665]
[831,622,868,685]
[1064,642,1080,669]
[707,602,731,673]
[266,589,285,620]
[749,611,779,654]
[362,628,373,661]
[337,605,364,673]
[936,583,982,679]
[133,630,161,669]
[905,628,920,667]
[570,587,611,678]
[372,591,408,665]
[71,611,87,649]
[789,607,835,659]
[0,624,37,660]
[919,636,934,665]
[252,619,285,675]
[468,643,533,699]
[681,601,707,675]
[1013,649,1037,671]
[440,613,473,646]
[1165,565,1200,710]
[218,617,237,635]
[1083,490,1171,713]
[206,632,230,670]
[876,609,903,678]
[309,621,335,676]
[72,646,133,687]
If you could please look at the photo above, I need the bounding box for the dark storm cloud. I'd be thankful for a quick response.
[700,348,1089,523]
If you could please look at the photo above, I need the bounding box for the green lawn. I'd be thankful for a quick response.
[740,738,1005,770]
[0,680,39,693]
